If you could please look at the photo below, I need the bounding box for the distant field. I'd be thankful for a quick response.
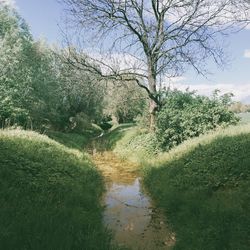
[238,112,250,124]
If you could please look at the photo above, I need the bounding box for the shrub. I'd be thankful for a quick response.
[156,89,239,150]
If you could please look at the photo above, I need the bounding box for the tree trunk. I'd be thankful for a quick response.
[147,58,158,131]
[149,99,157,131]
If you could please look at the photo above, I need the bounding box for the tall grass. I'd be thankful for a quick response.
[45,124,102,150]
[102,123,250,249]
[96,123,160,163]
[143,124,250,250]
[0,129,118,250]
[149,124,250,166]
[94,123,136,151]
[46,130,91,150]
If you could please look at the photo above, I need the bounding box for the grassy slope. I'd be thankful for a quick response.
[108,113,250,162]
[46,124,103,151]
[0,129,115,250]
[44,123,250,249]
[97,123,160,162]
[104,123,250,249]
[143,125,250,250]
[46,131,92,150]
[94,123,136,151]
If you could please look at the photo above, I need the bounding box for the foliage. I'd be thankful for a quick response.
[94,124,160,163]
[103,81,148,124]
[0,6,33,127]
[99,121,113,131]
[57,58,105,130]
[46,124,102,150]
[0,129,123,250]
[63,0,250,129]
[156,89,239,150]
[0,6,105,131]
[143,124,250,250]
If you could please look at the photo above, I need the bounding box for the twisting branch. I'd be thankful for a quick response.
[61,0,250,128]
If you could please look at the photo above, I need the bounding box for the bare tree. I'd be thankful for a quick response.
[61,0,250,129]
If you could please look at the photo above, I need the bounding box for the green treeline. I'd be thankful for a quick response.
[0,6,239,149]
[0,6,104,130]
[0,6,146,133]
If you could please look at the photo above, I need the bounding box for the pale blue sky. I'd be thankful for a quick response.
[12,0,250,102]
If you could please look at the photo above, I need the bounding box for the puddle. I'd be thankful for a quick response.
[92,152,175,250]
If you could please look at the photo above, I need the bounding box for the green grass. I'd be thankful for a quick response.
[113,128,161,162]
[94,123,136,151]
[0,129,118,250]
[143,124,250,250]
[94,123,160,162]
[45,124,103,150]
[46,131,91,150]
[39,123,250,250]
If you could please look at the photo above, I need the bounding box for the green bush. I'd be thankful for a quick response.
[156,89,239,150]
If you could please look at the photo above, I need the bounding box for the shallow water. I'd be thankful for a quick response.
[93,152,175,250]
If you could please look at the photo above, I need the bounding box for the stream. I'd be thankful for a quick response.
[92,152,175,250]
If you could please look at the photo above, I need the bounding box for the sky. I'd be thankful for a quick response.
[3,0,250,103]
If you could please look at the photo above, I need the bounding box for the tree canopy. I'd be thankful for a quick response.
[63,0,250,128]
[0,5,107,131]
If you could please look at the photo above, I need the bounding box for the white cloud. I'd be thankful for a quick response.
[0,0,16,8]
[171,82,250,102]
[169,76,186,83]
[83,49,147,75]
[244,50,250,58]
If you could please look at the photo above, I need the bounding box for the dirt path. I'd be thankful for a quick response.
[92,152,175,250]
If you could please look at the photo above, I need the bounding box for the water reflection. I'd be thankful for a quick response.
[93,152,175,250]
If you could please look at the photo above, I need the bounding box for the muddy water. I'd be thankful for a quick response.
[93,152,175,250]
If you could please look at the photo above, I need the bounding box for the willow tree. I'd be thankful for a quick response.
[62,0,249,129]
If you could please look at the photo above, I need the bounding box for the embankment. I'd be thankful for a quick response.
[0,129,115,250]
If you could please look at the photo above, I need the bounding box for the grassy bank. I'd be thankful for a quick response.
[40,123,250,249]
[96,123,160,162]
[0,129,117,250]
[46,124,102,150]
[46,130,92,150]
[143,125,250,250]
